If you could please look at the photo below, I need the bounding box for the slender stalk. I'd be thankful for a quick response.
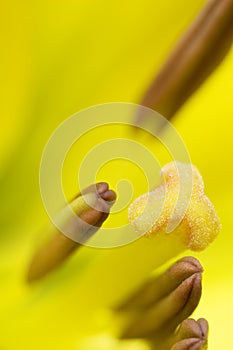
[117,256,203,311]
[136,0,233,124]
[73,259,206,349]
[27,182,116,282]
[120,257,202,339]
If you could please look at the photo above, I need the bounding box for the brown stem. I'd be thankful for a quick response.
[120,257,202,339]
[27,182,116,283]
[137,0,233,125]
[117,256,203,311]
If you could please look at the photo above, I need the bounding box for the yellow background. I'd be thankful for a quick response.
[1,0,233,349]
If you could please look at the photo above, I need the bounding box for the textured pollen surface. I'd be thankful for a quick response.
[128,162,221,251]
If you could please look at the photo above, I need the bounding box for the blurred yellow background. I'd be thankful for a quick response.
[1,0,233,349]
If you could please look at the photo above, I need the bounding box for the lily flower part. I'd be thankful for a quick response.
[129,162,220,251]
[76,257,206,350]
[51,163,220,314]
[27,182,116,282]
[171,318,208,350]
[117,256,203,312]
[137,0,233,124]
[119,257,203,340]
[1,0,231,348]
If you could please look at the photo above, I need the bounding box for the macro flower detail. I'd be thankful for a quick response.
[1,0,232,348]
[118,257,203,340]
[129,162,220,251]
[27,182,116,282]
[25,163,218,349]
[171,318,208,350]
[76,257,207,350]
[137,0,233,125]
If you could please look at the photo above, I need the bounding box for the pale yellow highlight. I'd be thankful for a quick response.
[129,162,220,251]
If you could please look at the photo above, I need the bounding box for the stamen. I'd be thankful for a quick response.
[117,256,203,311]
[171,318,209,350]
[136,0,233,125]
[27,183,116,283]
[120,257,202,339]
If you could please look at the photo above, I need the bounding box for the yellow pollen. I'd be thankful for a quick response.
[128,162,221,251]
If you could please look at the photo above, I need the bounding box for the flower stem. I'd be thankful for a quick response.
[137,0,233,124]
[27,183,116,282]
[120,257,202,339]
